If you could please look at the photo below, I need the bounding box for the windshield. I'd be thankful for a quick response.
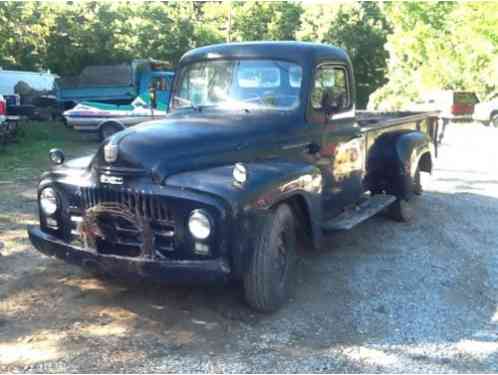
[171,59,303,112]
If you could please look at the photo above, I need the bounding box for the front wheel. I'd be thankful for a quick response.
[243,203,297,313]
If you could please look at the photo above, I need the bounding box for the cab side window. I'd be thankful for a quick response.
[311,65,350,112]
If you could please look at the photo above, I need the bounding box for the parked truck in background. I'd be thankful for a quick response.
[28,42,439,312]
[55,59,174,109]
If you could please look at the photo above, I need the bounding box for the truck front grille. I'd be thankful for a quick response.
[80,187,176,258]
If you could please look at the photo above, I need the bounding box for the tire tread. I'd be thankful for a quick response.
[243,204,295,312]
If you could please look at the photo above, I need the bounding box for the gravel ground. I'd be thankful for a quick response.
[0,123,497,373]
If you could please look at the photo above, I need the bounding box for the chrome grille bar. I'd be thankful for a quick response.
[80,186,173,223]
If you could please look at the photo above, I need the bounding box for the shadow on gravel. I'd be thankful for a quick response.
[1,190,497,372]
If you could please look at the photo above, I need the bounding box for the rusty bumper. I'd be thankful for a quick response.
[27,226,230,284]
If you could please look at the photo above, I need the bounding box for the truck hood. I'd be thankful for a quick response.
[94,110,303,181]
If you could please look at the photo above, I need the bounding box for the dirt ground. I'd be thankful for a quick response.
[0,123,497,373]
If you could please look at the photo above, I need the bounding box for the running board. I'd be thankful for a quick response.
[322,194,396,232]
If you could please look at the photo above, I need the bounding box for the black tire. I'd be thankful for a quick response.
[99,122,122,141]
[413,167,423,195]
[387,198,415,222]
[491,113,498,128]
[387,166,421,222]
[63,117,72,128]
[243,203,297,313]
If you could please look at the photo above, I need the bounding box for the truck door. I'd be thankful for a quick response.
[309,63,365,219]
[150,73,172,111]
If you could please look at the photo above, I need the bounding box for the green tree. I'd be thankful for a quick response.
[230,1,302,42]
[369,2,498,110]
[0,2,54,71]
[298,3,391,108]
[45,2,141,76]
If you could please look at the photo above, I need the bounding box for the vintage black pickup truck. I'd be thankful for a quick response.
[28,42,439,312]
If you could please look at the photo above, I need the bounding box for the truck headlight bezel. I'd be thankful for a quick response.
[40,187,59,216]
[49,148,65,165]
[188,209,212,240]
[233,162,247,185]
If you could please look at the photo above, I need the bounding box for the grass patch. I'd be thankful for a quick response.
[0,121,97,182]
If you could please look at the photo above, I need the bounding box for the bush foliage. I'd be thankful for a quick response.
[0,2,496,109]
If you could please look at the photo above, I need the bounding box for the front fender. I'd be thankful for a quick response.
[164,161,322,213]
[165,161,323,276]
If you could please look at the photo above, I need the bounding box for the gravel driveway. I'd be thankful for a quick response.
[0,123,497,373]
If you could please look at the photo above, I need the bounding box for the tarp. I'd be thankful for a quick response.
[56,64,133,89]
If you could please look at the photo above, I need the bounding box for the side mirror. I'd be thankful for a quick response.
[321,90,344,116]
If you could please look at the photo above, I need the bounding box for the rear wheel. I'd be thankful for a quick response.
[99,122,123,141]
[243,203,297,313]
[387,198,415,222]
[413,167,423,195]
[387,166,422,222]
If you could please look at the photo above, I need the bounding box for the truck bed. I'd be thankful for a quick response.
[357,110,440,130]
[358,110,440,157]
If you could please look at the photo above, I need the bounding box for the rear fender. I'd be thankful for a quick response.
[395,131,433,174]
[366,130,433,198]
[395,131,433,198]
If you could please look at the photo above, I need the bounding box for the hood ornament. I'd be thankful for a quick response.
[104,143,118,163]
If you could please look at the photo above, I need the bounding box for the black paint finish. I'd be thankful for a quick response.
[29,42,438,282]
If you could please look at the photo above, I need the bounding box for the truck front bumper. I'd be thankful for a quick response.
[28,226,231,284]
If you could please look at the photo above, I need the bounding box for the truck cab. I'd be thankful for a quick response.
[28,42,438,312]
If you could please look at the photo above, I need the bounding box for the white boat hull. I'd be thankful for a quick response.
[64,103,167,133]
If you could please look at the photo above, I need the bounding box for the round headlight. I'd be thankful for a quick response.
[49,148,65,165]
[188,210,212,240]
[233,162,247,185]
[40,187,58,215]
